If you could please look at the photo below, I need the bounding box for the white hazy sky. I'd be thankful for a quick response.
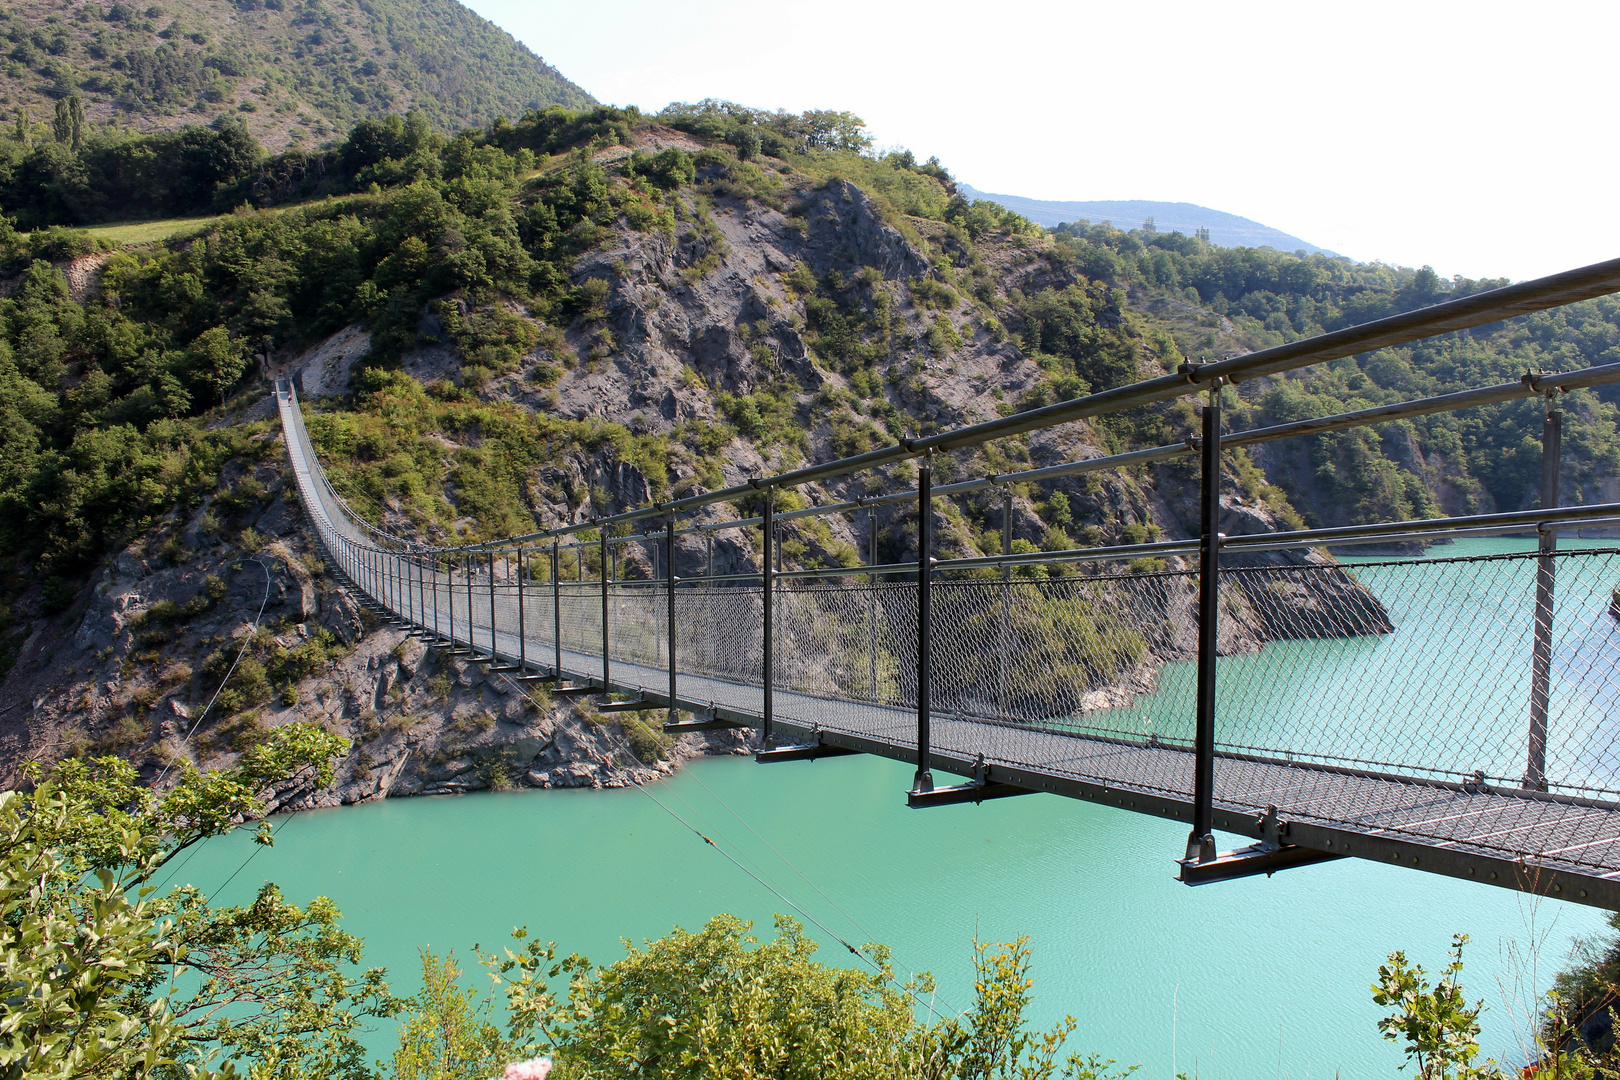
[461,0,1617,283]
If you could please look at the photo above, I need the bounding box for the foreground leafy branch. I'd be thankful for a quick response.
[0,722,402,1080]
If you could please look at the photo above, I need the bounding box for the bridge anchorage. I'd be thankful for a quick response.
[278,255,1620,909]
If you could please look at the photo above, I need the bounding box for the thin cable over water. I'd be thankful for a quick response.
[156,557,274,789]
[496,672,954,1022]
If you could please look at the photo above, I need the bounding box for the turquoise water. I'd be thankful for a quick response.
[176,538,1619,1077]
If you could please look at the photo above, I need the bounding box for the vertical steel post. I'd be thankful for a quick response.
[1000,488,1012,722]
[446,552,455,648]
[1527,397,1562,790]
[913,458,935,794]
[667,517,678,725]
[707,531,714,579]
[1187,394,1223,864]
[600,530,611,689]
[762,495,775,747]
[868,508,877,702]
[415,552,423,627]
[488,550,497,658]
[517,548,527,671]
[552,539,562,677]
[431,553,439,642]
[465,553,475,655]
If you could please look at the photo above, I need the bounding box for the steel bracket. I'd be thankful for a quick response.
[908,781,1035,808]
[664,706,744,734]
[907,755,1037,807]
[599,697,667,713]
[756,742,858,764]
[1177,806,1345,885]
[664,718,744,733]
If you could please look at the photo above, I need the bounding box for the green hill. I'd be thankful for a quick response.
[0,0,593,148]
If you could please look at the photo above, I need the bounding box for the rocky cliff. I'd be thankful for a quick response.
[0,142,1388,799]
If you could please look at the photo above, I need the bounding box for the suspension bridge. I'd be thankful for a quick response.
[276,256,1620,909]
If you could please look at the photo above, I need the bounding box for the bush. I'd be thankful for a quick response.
[621,715,669,763]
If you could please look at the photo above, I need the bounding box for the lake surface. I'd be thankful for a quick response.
[176,538,1620,1077]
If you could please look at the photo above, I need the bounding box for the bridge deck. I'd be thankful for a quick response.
[411,600,1620,909]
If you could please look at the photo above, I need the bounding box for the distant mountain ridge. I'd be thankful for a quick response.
[0,0,593,148]
[959,186,1335,256]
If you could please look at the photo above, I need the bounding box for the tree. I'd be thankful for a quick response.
[52,99,71,145]
[392,952,510,1080]
[69,97,85,152]
[455,914,1137,1080]
[189,326,249,404]
[0,723,397,1079]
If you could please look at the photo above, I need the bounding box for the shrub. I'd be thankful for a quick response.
[621,715,669,763]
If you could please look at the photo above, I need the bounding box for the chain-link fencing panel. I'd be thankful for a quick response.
[557,582,606,682]
[1195,549,1620,799]
[774,579,917,737]
[673,583,766,717]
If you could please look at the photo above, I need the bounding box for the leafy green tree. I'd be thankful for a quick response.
[453,914,1134,1080]
[188,325,248,404]
[0,723,398,1079]
[392,951,510,1080]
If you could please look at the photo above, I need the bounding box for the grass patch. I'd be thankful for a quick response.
[83,216,220,246]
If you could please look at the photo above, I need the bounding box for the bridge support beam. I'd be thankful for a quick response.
[1183,389,1223,868]
[912,456,934,795]
[1527,396,1561,790]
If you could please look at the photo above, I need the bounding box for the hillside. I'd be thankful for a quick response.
[0,0,592,148]
[0,102,1617,804]
[958,186,1334,256]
